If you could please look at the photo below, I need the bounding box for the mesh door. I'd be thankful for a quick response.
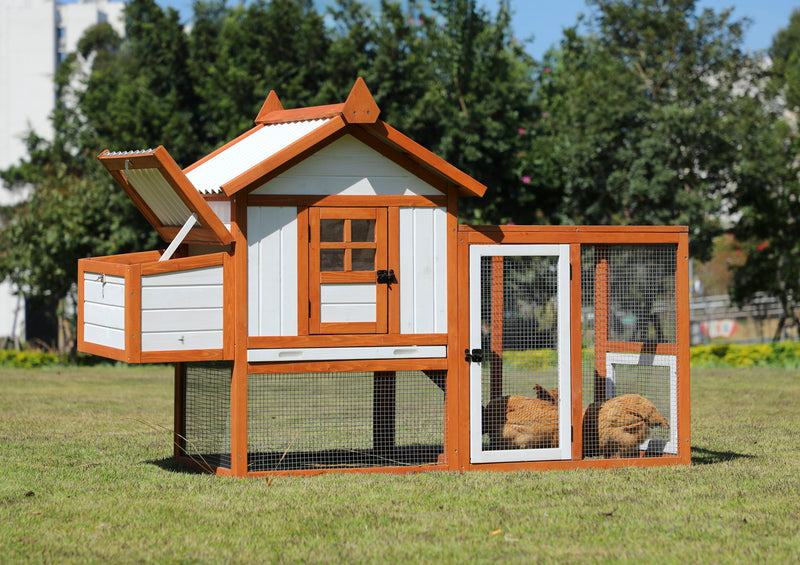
[182,362,232,469]
[470,245,570,463]
[580,245,679,458]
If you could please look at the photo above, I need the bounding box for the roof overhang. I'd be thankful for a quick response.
[98,146,234,245]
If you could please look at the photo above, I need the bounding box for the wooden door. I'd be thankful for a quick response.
[309,207,388,334]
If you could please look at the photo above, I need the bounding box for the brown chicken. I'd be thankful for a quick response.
[582,394,669,458]
[482,384,559,450]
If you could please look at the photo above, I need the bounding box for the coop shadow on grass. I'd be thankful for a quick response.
[691,446,755,465]
[146,456,216,475]
[247,444,444,472]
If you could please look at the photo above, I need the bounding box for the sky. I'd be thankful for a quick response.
[152,0,800,60]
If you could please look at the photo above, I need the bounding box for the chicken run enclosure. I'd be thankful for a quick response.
[78,79,690,476]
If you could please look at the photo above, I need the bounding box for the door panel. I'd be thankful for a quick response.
[469,245,571,463]
[309,207,387,334]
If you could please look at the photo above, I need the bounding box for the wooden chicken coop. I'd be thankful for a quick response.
[77,78,690,476]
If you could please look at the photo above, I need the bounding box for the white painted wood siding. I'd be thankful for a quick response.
[140,265,224,352]
[248,207,298,336]
[399,207,448,333]
[251,136,442,197]
[320,283,376,323]
[83,272,126,350]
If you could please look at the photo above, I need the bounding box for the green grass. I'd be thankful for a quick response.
[1,366,799,563]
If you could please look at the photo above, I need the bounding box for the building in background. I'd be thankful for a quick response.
[0,0,124,346]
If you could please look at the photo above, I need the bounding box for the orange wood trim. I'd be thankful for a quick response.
[78,258,128,278]
[83,250,162,265]
[388,207,401,335]
[158,226,230,245]
[342,77,380,124]
[297,206,310,336]
[125,264,142,364]
[97,150,161,169]
[489,255,503,401]
[445,189,460,471]
[152,146,234,245]
[222,252,235,359]
[244,462,447,478]
[231,195,249,476]
[361,121,487,198]
[246,333,447,348]
[459,455,685,473]
[676,233,691,463]
[319,321,379,334]
[460,225,689,234]
[601,341,679,355]
[246,357,448,374]
[319,271,379,283]
[222,116,348,197]
[77,340,127,362]
[174,363,186,460]
[346,126,457,196]
[569,244,584,460]
[254,90,283,124]
[456,226,472,471]
[258,103,346,124]
[182,124,265,175]
[139,252,225,275]
[594,247,609,402]
[77,260,86,351]
[462,229,686,246]
[308,207,322,333]
[139,349,225,363]
[247,194,448,208]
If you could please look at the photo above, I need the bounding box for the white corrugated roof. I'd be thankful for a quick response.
[186,118,331,194]
[126,168,192,226]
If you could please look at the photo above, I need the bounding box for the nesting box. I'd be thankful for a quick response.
[78,79,691,476]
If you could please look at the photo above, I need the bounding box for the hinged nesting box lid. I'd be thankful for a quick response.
[98,146,234,245]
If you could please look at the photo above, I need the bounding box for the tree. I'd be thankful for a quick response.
[726,10,800,340]
[521,0,770,260]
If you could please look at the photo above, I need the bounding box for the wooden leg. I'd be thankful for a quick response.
[373,371,396,454]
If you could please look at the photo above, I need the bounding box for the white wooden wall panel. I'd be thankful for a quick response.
[319,284,376,323]
[320,304,376,323]
[141,331,224,352]
[140,285,223,310]
[83,325,125,350]
[82,272,126,350]
[142,266,223,287]
[248,345,447,362]
[84,302,125,330]
[247,207,298,336]
[251,136,442,196]
[141,308,223,332]
[140,265,225,352]
[399,207,447,334]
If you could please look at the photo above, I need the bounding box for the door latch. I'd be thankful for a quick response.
[377,269,396,284]
[464,348,484,363]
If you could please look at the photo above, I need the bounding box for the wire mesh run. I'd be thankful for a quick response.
[480,255,561,451]
[182,362,232,469]
[247,371,446,472]
[581,245,678,459]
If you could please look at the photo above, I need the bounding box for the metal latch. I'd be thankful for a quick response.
[464,348,484,363]
[377,269,396,284]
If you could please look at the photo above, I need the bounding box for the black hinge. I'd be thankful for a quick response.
[464,348,484,363]
[377,269,396,284]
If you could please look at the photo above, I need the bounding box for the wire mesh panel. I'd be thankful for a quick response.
[581,245,678,459]
[469,245,571,463]
[183,362,232,469]
[247,371,446,472]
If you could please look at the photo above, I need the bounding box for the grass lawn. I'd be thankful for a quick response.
[1,365,799,563]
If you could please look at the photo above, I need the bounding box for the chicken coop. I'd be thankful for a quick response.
[77,78,690,476]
